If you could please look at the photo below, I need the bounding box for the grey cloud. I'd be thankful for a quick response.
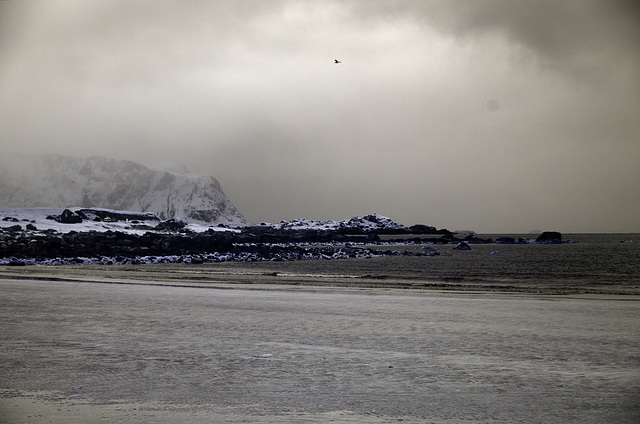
[348,0,640,75]
[1,1,639,232]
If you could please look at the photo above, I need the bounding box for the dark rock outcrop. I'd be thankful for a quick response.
[59,209,83,224]
[155,219,187,232]
[77,209,159,222]
[536,231,562,244]
[453,242,472,250]
[409,224,437,234]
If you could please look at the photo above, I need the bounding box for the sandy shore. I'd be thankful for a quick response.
[2,257,639,295]
[0,393,437,424]
[1,266,639,423]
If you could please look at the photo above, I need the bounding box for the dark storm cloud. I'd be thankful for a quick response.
[349,0,640,75]
[1,1,639,232]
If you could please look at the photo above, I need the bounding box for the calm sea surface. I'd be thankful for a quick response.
[197,233,640,295]
[3,233,638,295]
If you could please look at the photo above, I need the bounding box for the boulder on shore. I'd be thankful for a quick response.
[453,242,472,250]
[422,247,440,256]
[58,209,83,224]
[536,231,562,244]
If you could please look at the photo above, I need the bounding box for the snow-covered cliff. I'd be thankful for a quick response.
[0,154,248,226]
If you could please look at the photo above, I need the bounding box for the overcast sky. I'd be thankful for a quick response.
[1,1,639,232]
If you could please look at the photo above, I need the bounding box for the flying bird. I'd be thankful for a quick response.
[334,59,341,64]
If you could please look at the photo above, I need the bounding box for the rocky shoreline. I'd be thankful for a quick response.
[1,209,566,266]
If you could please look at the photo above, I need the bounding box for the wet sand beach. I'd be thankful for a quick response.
[1,264,639,423]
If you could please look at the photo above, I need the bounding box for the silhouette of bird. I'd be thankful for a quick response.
[334,59,341,64]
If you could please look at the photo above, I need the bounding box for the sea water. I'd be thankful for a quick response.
[3,233,637,294]
[193,233,640,295]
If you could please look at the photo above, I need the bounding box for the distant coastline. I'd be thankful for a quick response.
[0,207,574,266]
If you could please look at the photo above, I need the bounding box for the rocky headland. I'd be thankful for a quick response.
[0,154,247,226]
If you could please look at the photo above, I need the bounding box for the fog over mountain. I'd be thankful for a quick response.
[0,154,247,226]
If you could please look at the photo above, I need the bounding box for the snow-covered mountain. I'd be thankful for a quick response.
[0,154,248,226]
